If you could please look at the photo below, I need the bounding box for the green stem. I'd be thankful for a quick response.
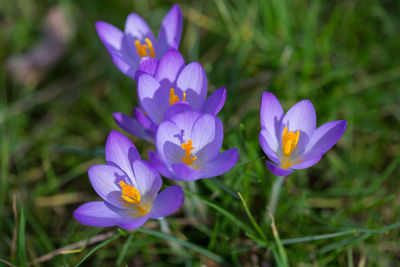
[186,181,206,219]
[268,176,286,216]
[158,217,180,251]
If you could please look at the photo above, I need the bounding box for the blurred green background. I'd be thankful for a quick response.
[1,0,400,266]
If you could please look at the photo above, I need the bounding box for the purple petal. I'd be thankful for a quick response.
[150,185,184,219]
[137,74,170,124]
[113,112,155,143]
[110,54,136,79]
[74,201,122,227]
[190,114,223,162]
[74,201,150,230]
[290,153,323,170]
[88,165,127,209]
[282,100,316,141]
[176,62,207,111]
[134,108,157,132]
[305,120,347,155]
[135,56,159,80]
[169,110,202,137]
[155,49,185,84]
[266,161,293,176]
[201,88,227,115]
[260,92,284,149]
[95,21,124,53]
[132,160,162,196]
[116,214,149,230]
[259,130,280,164]
[171,163,204,181]
[149,151,175,178]
[156,4,183,56]
[200,148,239,178]
[124,13,155,44]
[105,130,140,180]
[95,22,141,77]
[155,120,183,163]
[163,102,193,121]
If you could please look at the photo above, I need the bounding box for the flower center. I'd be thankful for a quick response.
[119,181,141,204]
[181,140,197,165]
[169,88,186,106]
[136,203,150,215]
[120,181,150,216]
[134,38,155,58]
[282,126,300,157]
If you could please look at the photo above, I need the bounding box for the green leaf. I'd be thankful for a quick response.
[74,232,121,267]
[18,207,27,267]
[137,228,225,263]
[116,233,134,266]
[237,192,267,241]
[184,189,256,236]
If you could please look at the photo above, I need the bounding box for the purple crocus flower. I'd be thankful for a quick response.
[259,92,347,176]
[149,109,239,181]
[73,130,184,229]
[113,49,227,142]
[95,4,182,78]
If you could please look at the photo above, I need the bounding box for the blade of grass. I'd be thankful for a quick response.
[271,246,285,267]
[18,207,27,267]
[319,234,370,254]
[207,215,220,251]
[207,178,240,200]
[237,192,267,241]
[29,230,115,266]
[116,233,134,266]
[73,231,121,267]
[269,211,288,267]
[184,189,256,236]
[137,228,225,263]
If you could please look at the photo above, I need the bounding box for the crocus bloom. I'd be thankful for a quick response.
[95,4,182,78]
[114,49,227,142]
[259,92,347,176]
[74,130,184,229]
[149,109,239,181]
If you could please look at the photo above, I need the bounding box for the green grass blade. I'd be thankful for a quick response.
[138,228,225,263]
[319,234,370,254]
[270,213,288,267]
[184,189,256,236]
[281,230,355,245]
[73,232,121,267]
[116,232,134,266]
[18,207,27,267]
[237,192,267,241]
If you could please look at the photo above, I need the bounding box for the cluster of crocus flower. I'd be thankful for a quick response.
[74,5,238,230]
[74,4,347,230]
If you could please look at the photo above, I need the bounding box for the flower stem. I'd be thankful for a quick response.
[158,217,180,251]
[186,181,206,220]
[268,176,286,216]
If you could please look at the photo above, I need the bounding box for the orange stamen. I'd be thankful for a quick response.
[281,127,300,157]
[169,88,186,106]
[134,38,156,58]
[181,140,197,165]
[119,181,141,204]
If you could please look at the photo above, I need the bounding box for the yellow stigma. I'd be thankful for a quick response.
[119,181,141,204]
[169,88,186,106]
[181,140,197,165]
[134,38,155,58]
[282,126,300,157]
